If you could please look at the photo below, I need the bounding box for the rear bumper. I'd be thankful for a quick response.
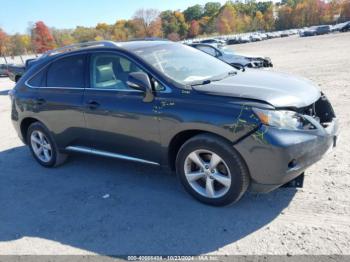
[235,117,339,193]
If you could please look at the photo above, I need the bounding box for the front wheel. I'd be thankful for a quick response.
[176,134,250,206]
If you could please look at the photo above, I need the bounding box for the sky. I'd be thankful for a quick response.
[0,0,232,34]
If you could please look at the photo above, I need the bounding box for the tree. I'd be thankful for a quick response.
[188,20,200,37]
[252,11,265,31]
[183,4,204,22]
[72,26,97,42]
[52,28,75,47]
[111,20,130,41]
[9,34,31,55]
[132,9,162,37]
[0,28,9,57]
[340,0,350,21]
[216,3,238,34]
[204,2,221,17]
[167,32,180,41]
[31,21,55,53]
[160,10,188,39]
[95,23,113,40]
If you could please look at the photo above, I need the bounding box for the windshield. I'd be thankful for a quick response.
[220,46,236,55]
[132,43,236,85]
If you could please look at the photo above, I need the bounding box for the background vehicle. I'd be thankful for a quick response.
[189,43,273,68]
[10,41,338,206]
[316,25,330,35]
[0,64,9,76]
[200,38,226,46]
[7,64,25,82]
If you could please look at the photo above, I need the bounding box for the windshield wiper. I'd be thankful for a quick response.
[190,71,237,87]
[190,79,212,87]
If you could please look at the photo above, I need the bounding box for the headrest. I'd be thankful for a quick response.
[96,62,116,83]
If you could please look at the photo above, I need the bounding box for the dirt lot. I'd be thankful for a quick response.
[0,33,350,256]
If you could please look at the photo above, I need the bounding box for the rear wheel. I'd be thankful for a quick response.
[27,122,67,167]
[176,134,249,206]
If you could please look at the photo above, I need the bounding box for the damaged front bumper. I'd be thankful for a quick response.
[234,115,339,193]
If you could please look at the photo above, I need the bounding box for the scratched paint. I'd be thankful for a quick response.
[252,125,269,144]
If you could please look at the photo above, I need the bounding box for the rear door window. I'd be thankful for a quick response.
[46,55,86,88]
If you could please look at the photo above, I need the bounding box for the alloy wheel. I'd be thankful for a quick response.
[30,130,52,163]
[184,149,231,199]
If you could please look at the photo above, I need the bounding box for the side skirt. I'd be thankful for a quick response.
[65,146,160,166]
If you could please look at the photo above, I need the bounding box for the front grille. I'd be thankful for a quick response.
[298,94,335,128]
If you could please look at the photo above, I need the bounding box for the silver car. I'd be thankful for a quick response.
[189,43,272,69]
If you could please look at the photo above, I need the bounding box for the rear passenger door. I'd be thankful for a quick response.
[27,54,88,148]
[83,52,161,164]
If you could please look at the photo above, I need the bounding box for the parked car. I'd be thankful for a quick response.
[189,43,273,69]
[7,64,25,82]
[333,21,350,32]
[340,21,350,32]
[0,63,10,76]
[280,31,290,37]
[10,41,338,206]
[315,25,330,35]
[238,35,251,43]
[226,37,240,45]
[301,27,317,37]
[200,38,226,47]
[250,34,262,41]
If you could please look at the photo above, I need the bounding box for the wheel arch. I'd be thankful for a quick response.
[167,129,235,171]
[20,117,41,144]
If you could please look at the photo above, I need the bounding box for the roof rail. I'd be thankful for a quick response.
[42,41,118,58]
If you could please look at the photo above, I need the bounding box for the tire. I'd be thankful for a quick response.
[176,134,249,206]
[27,122,67,167]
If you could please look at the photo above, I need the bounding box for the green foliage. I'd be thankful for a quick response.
[183,4,204,22]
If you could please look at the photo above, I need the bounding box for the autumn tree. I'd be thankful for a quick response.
[0,28,9,57]
[31,21,55,53]
[160,10,188,39]
[188,20,200,37]
[167,32,180,41]
[111,20,130,41]
[9,34,31,55]
[252,11,265,31]
[132,9,162,38]
[216,3,238,34]
[72,26,97,42]
[340,0,350,21]
[52,28,75,47]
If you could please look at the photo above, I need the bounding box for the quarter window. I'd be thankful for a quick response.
[90,54,143,90]
[47,55,85,88]
[28,69,46,87]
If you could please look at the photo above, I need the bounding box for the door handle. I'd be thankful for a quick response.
[87,101,100,110]
[34,98,46,105]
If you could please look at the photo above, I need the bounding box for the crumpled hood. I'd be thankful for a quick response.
[193,69,321,108]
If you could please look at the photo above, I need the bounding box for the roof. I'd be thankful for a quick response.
[40,40,174,59]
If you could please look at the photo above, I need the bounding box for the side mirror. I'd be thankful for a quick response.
[127,72,154,102]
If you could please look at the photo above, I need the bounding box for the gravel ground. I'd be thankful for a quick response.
[0,32,350,256]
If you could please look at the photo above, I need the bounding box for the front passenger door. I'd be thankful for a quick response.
[83,52,161,164]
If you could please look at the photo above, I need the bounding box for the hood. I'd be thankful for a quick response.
[193,69,321,108]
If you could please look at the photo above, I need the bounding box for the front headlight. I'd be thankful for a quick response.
[253,108,306,130]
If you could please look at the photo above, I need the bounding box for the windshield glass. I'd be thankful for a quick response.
[132,43,235,85]
[220,46,236,55]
